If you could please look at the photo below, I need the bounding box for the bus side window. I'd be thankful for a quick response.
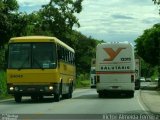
[58,45,65,61]
[61,47,65,60]
[69,52,72,64]
[71,53,74,64]
[64,49,68,62]
[67,50,69,63]
[72,53,75,65]
[57,45,62,60]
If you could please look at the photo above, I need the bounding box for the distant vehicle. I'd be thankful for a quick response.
[90,66,96,88]
[146,78,151,82]
[7,36,76,103]
[155,78,159,81]
[135,58,141,90]
[96,42,135,98]
[140,77,145,82]
[90,58,96,88]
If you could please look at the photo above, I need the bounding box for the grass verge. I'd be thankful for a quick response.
[0,70,11,100]
[76,79,90,88]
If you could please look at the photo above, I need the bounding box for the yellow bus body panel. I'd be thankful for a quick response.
[7,62,75,85]
[59,61,76,84]
[7,69,59,85]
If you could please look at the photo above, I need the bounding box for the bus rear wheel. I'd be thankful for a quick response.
[62,84,73,99]
[128,91,134,98]
[98,92,104,98]
[68,83,73,98]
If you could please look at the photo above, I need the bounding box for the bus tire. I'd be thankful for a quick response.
[69,83,73,98]
[14,95,22,103]
[62,93,71,99]
[54,94,60,102]
[39,95,43,100]
[98,92,104,98]
[54,83,62,102]
[31,95,38,101]
[62,83,72,99]
[128,91,134,98]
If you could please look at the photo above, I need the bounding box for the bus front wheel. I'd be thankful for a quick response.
[54,94,60,102]
[14,95,22,103]
[31,95,38,101]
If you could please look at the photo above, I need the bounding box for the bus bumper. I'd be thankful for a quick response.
[96,83,135,93]
[7,83,60,96]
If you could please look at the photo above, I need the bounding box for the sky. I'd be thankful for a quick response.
[17,0,160,44]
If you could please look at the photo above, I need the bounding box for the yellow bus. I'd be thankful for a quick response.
[7,36,76,102]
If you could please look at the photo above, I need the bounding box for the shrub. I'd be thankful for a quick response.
[0,70,7,96]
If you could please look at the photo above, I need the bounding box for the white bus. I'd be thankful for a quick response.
[96,42,135,97]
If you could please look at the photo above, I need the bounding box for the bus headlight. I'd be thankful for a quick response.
[9,87,14,91]
[49,86,53,90]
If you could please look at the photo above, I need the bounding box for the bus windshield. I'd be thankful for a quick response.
[8,43,57,69]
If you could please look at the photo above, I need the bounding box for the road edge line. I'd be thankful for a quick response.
[136,90,150,114]
[0,98,13,103]
[138,89,155,114]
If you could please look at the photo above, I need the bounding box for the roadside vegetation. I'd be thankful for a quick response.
[0,70,8,98]
[138,0,160,80]
[135,23,160,80]
[76,74,90,88]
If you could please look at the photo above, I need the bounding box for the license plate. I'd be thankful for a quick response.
[112,86,119,89]
[27,88,35,91]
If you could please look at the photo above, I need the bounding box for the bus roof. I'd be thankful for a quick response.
[97,41,133,46]
[9,36,74,53]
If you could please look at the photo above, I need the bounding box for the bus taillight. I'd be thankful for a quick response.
[131,75,134,83]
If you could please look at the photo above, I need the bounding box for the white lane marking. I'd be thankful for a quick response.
[0,98,13,103]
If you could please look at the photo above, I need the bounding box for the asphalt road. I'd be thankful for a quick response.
[0,88,148,114]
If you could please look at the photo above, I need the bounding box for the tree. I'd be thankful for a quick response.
[33,0,83,43]
[153,0,160,13]
[153,0,160,5]
[11,13,31,37]
[0,0,19,45]
[73,32,100,74]
[135,23,160,73]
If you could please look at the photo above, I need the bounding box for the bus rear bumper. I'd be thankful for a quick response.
[96,83,135,93]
